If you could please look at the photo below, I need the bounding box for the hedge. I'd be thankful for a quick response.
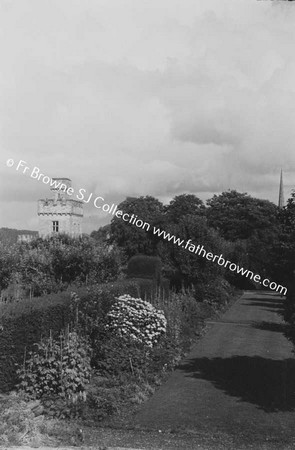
[0,291,72,392]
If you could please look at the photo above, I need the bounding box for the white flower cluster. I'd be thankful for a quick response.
[106,294,167,347]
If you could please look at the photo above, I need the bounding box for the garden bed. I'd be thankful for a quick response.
[0,286,241,447]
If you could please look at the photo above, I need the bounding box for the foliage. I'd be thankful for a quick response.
[17,245,57,296]
[164,194,205,223]
[221,239,252,288]
[107,191,280,292]
[94,333,177,383]
[206,190,280,242]
[43,235,121,285]
[17,330,91,402]
[109,194,206,266]
[152,290,212,350]
[106,294,167,348]
[159,215,226,289]
[93,288,222,385]
[127,277,166,300]
[70,285,219,387]
[90,224,111,244]
[68,281,145,369]
[110,195,164,258]
[0,234,123,298]
[82,374,155,422]
[69,280,141,337]
[127,254,162,282]
[94,335,152,379]
[275,190,295,284]
[193,277,233,306]
[0,242,18,291]
[87,245,123,285]
[0,227,38,246]
[278,190,295,336]
[206,190,282,285]
[0,290,73,392]
[279,189,295,230]
[85,377,121,419]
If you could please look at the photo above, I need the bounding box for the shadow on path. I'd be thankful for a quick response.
[242,297,284,314]
[252,321,288,333]
[179,356,295,412]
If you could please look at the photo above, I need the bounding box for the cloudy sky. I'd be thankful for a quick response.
[1,0,295,233]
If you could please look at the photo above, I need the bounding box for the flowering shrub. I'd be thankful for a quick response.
[106,294,167,347]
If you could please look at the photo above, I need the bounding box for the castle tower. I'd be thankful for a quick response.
[278,169,285,209]
[38,178,83,238]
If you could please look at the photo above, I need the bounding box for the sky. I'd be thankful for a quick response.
[1,0,295,233]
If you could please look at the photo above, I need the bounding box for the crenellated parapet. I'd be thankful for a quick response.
[38,178,83,238]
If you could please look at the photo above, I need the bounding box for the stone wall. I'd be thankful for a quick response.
[38,198,83,238]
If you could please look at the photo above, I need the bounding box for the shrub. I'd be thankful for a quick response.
[106,294,167,348]
[16,330,91,403]
[127,254,162,282]
[87,246,123,285]
[151,289,217,355]
[70,280,141,339]
[93,335,150,379]
[193,277,233,306]
[93,334,176,383]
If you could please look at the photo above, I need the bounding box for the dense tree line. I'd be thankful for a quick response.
[2,188,295,314]
[109,190,283,291]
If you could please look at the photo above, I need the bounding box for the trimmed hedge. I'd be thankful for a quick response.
[0,291,72,392]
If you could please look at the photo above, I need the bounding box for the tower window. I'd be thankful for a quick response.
[53,221,59,232]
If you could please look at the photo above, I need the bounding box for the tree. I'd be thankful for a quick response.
[90,224,111,245]
[277,190,295,338]
[206,190,279,241]
[206,190,281,282]
[158,214,226,289]
[164,194,205,224]
[47,235,121,285]
[0,243,18,291]
[110,196,164,258]
[18,246,55,296]
[275,190,295,288]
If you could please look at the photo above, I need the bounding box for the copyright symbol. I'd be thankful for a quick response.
[6,159,14,167]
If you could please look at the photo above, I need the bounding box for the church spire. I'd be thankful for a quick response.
[278,169,284,209]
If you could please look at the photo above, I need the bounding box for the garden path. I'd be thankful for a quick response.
[128,291,295,448]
